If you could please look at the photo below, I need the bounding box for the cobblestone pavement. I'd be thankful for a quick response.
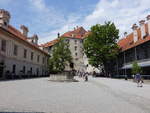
[0,77,150,113]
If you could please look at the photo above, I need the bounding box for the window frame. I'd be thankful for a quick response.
[13,44,18,56]
[1,39,6,52]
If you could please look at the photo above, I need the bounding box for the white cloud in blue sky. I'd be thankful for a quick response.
[0,0,150,44]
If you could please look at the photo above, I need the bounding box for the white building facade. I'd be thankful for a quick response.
[0,9,49,79]
[41,27,100,73]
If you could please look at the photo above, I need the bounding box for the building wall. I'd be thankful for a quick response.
[67,38,100,73]
[0,31,49,79]
[67,38,85,71]
[44,37,101,73]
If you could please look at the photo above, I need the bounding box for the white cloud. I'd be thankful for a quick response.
[38,15,82,44]
[82,0,150,38]
[28,0,66,29]
[29,0,150,44]
[29,0,47,11]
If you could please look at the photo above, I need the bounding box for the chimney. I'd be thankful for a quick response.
[146,15,150,20]
[132,24,138,42]
[147,15,150,35]
[132,24,138,30]
[124,32,127,37]
[27,34,38,45]
[139,20,145,25]
[20,25,28,37]
[57,32,60,38]
[32,34,38,44]
[139,20,146,39]
[0,9,11,28]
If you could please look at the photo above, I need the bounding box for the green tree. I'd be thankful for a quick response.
[49,38,72,73]
[132,61,142,75]
[83,22,119,73]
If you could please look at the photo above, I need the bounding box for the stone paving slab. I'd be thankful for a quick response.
[0,77,149,113]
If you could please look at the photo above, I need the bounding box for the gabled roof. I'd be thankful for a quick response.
[61,26,87,39]
[118,23,150,51]
[40,39,59,48]
[8,25,27,40]
[41,26,88,47]
[0,25,49,55]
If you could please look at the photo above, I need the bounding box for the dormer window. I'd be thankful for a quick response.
[4,22,7,26]
[129,41,134,45]
[0,9,11,28]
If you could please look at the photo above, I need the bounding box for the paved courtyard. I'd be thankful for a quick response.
[0,77,150,113]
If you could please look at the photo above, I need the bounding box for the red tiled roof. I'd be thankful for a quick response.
[118,23,150,51]
[1,25,49,55]
[41,26,88,47]
[62,26,87,39]
[8,25,27,40]
[40,39,59,48]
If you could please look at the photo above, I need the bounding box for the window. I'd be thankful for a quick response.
[4,22,7,26]
[30,67,32,74]
[43,57,45,64]
[75,58,78,60]
[75,46,77,51]
[1,39,6,52]
[12,64,16,74]
[31,52,34,60]
[129,41,133,45]
[66,39,70,43]
[24,49,27,58]
[23,66,26,74]
[37,55,40,62]
[75,40,77,44]
[13,45,18,56]
[75,53,78,56]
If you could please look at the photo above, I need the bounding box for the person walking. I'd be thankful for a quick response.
[85,72,88,82]
[136,73,143,87]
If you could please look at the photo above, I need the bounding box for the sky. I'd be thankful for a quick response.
[0,0,150,44]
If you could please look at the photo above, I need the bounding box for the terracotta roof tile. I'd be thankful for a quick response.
[40,39,59,48]
[118,23,150,51]
[41,26,88,47]
[8,25,27,40]
[61,26,87,39]
[1,25,49,55]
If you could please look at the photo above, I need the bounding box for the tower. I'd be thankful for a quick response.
[0,9,11,28]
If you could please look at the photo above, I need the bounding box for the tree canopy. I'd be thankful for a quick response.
[132,61,142,74]
[49,38,72,73]
[83,22,119,71]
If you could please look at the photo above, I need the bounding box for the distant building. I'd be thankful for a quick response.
[0,9,49,79]
[109,15,150,76]
[40,26,100,73]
